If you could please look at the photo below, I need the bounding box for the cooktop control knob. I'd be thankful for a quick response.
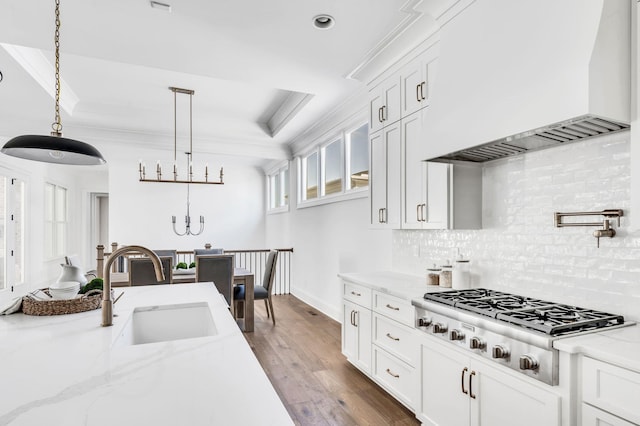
[491,345,510,359]
[418,317,432,327]
[469,336,486,350]
[519,354,539,371]
[432,323,448,334]
[450,329,465,341]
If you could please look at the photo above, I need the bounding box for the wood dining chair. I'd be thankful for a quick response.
[129,256,173,286]
[234,250,278,325]
[195,255,234,307]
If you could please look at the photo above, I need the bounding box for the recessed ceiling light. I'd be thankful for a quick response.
[313,14,335,30]
[150,1,171,12]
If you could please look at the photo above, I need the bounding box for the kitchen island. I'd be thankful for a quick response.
[0,283,293,426]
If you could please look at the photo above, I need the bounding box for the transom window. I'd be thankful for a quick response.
[297,122,368,206]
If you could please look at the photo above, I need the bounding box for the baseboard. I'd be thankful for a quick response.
[289,288,341,322]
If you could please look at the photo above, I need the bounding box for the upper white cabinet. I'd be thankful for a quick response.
[370,122,401,229]
[400,52,437,117]
[369,44,481,231]
[400,106,482,230]
[369,75,401,134]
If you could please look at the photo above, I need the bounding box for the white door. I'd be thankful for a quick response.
[470,359,561,426]
[420,341,470,426]
[402,111,426,229]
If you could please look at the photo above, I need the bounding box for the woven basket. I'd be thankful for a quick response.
[22,289,102,316]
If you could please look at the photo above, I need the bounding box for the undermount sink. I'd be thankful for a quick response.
[114,302,218,347]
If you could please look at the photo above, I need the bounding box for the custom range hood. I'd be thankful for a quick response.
[425,0,631,163]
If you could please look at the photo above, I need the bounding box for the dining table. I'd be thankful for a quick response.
[113,267,256,332]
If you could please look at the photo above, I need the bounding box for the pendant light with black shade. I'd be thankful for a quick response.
[1,0,106,166]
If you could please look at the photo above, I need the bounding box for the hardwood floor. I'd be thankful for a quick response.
[243,294,420,426]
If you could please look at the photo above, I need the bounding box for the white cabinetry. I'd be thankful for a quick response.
[341,281,372,374]
[371,291,420,410]
[581,356,640,425]
[369,75,401,133]
[369,45,481,231]
[370,122,401,228]
[400,52,436,117]
[401,109,482,230]
[340,278,420,414]
[419,337,561,426]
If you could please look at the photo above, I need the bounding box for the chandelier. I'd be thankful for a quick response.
[138,86,224,236]
[138,87,224,185]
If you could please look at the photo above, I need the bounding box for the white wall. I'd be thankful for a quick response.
[393,131,640,322]
[0,149,108,303]
[266,159,392,320]
[102,144,266,252]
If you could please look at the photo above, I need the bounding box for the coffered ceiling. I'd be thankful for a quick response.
[0,0,448,166]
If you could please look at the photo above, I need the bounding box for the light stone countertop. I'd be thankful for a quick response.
[0,283,293,426]
[553,323,640,373]
[338,270,449,301]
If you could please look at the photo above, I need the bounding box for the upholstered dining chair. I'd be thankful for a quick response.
[234,250,278,325]
[153,250,178,268]
[195,255,234,307]
[129,256,173,286]
[194,248,224,257]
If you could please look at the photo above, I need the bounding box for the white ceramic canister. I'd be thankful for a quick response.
[452,258,471,289]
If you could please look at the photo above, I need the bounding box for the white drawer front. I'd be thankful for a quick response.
[373,291,414,326]
[582,357,640,425]
[372,346,417,409]
[373,314,418,366]
[343,281,372,309]
[582,403,637,426]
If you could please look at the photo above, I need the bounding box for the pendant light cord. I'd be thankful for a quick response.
[51,0,62,136]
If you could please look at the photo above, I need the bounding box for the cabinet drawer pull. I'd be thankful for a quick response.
[469,370,476,399]
[381,105,387,121]
[421,204,426,222]
[416,83,421,102]
[350,291,361,297]
[350,310,355,326]
[420,81,426,100]
[354,310,359,328]
[381,207,387,223]
[386,333,400,341]
[416,204,421,221]
[461,367,468,395]
[385,368,400,378]
[385,304,400,311]
[378,107,383,123]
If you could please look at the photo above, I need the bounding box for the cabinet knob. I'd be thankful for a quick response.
[432,323,448,334]
[491,344,510,359]
[519,354,539,371]
[469,336,486,350]
[450,329,465,341]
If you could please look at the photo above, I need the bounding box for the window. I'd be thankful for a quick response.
[44,183,67,259]
[322,139,343,196]
[303,152,319,201]
[346,123,369,189]
[267,164,289,211]
[0,176,26,291]
[297,121,369,207]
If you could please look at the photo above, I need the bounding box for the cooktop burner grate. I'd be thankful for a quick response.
[424,288,625,335]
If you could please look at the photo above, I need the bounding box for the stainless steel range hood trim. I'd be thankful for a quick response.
[428,115,630,164]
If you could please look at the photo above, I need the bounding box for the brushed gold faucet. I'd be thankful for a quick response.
[101,245,165,327]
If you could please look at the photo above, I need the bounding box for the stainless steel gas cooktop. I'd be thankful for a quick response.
[413,288,631,385]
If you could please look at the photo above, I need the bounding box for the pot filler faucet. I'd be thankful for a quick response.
[101,245,165,327]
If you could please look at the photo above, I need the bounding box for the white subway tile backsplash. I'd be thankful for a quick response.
[393,131,640,322]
